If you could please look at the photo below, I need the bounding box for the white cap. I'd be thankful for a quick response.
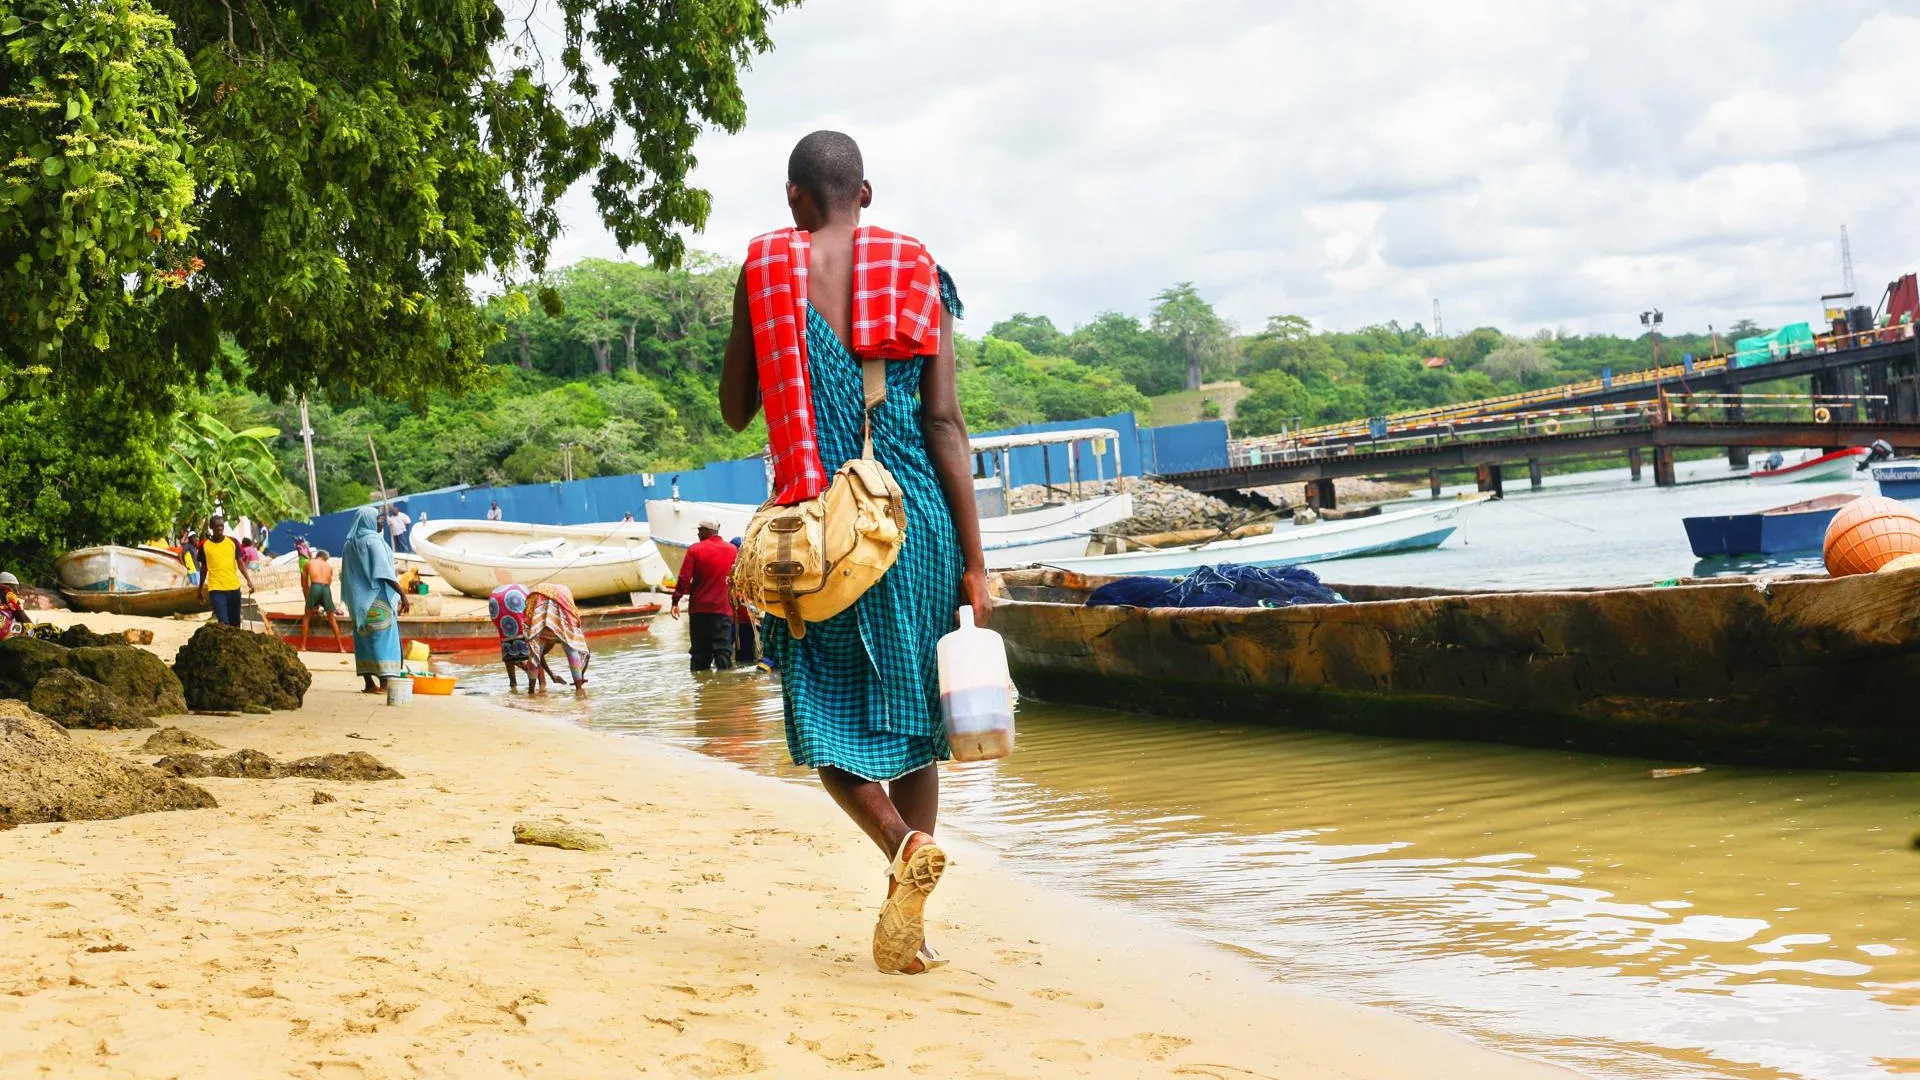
[698,518,723,532]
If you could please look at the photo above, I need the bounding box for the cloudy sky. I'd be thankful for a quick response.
[549,0,1920,340]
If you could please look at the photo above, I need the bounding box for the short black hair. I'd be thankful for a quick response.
[788,130,864,210]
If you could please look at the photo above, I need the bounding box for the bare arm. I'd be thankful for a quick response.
[920,309,992,626]
[719,271,760,433]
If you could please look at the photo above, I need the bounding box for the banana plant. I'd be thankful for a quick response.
[167,413,304,529]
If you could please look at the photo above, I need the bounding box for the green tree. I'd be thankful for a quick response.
[167,412,305,529]
[10,0,797,405]
[1067,311,1180,395]
[1150,283,1233,391]
[0,382,176,580]
[0,0,197,364]
[987,313,1067,357]
[1479,339,1556,387]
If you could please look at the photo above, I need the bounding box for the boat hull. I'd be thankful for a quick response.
[412,519,670,601]
[1681,494,1857,558]
[1030,500,1474,577]
[1872,461,1920,500]
[1750,447,1867,484]
[989,567,1920,770]
[263,602,659,655]
[644,500,757,575]
[53,546,204,616]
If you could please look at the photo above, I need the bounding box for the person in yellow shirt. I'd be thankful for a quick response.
[197,515,255,627]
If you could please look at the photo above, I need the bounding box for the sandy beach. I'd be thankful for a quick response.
[1,612,1580,1079]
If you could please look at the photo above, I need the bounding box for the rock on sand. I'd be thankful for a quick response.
[28,668,154,730]
[141,727,224,754]
[68,645,188,717]
[153,749,402,781]
[512,819,609,851]
[0,701,216,827]
[172,625,312,713]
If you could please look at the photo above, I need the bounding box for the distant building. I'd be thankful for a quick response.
[1423,356,1450,370]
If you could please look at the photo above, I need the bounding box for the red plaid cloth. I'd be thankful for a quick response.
[746,226,943,505]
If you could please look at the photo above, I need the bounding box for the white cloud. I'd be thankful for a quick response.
[550,0,1920,339]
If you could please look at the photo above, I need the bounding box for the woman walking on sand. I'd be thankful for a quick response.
[341,507,405,694]
[718,131,989,975]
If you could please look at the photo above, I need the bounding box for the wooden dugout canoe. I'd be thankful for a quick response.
[988,566,1920,770]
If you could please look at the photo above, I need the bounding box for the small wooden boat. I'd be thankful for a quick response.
[643,499,757,574]
[53,545,205,616]
[411,519,672,601]
[989,565,1920,770]
[1750,447,1867,484]
[1682,493,1859,558]
[1031,497,1481,577]
[262,600,660,655]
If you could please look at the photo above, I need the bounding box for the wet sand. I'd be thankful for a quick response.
[1,612,1578,1078]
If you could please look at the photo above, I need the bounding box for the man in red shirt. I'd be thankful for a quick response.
[670,519,739,672]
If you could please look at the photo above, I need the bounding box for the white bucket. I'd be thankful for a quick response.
[384,677,413,707]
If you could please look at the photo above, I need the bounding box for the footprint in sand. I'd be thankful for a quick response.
[1099,1032,1193,1062]
[668,1038,766,1078]
[789,1032,887,1071]
[1029,987,1104,1010]
[907,1044,984,1075]
[935,989,1014,1017]
[993,948,1042,966]
[782,1000,915,1023]
[1171,1066,1283,1079]
[667,982,757,1002]
[1031,1039,1092,1063]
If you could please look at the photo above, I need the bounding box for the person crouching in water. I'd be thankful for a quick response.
[525,583,590,689]
[488,584,543,691]
[297,550,349,654]
[717,131,990,974]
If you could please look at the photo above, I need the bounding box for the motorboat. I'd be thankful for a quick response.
[53,545,204,616]
[1026,497,1483,578]
[1871,460,1920,500]
[410,518,672,601]
[1681,493,1859,558]
[645,427,1135,572]
[1749,447,1867,484]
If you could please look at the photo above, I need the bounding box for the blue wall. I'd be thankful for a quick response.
[269,411,1229,554]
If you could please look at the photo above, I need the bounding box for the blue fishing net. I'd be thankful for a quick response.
[1084,563,1344,609]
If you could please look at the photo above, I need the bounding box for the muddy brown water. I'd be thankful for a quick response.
[450,469,1919,1079]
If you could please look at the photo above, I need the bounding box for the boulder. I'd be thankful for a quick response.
[69,645,188,717]
[173,624,310,713]
[152,753,213,778]
[28,668,153,730]
[141,726,223,754]
[0,701,216,826]
[284,751,402,781]
[50,624,119,649]
[0,636,70,699]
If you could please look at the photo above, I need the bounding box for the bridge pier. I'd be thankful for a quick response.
[1728,446,1750,470]
[1653,446,1677,487]
[1628,447,1644,481]
[1528,458,1544,490]
[1304,478,1337,510]
[1476,464,1505,499]
[1428,469,1442,498]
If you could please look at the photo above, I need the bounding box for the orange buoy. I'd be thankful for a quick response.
[1823,495,1920,576]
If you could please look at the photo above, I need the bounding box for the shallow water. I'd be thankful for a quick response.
[449,465,1920,1080]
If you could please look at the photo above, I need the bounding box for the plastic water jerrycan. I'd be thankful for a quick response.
[937,605,1016,761]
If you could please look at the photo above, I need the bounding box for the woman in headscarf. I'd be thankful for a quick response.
[525,582,590,688]
[341,506,404,693]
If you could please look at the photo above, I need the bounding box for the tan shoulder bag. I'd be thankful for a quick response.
[730,356,906,639]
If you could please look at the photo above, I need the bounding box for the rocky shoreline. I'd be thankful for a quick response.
[1007,476,1417,536]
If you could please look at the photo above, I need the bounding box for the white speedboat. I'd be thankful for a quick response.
[1030,497,1484,578]
[54,545,204,616]
[411,519,672,601]
[646,427,1134,572]
[1749,447,1868,484]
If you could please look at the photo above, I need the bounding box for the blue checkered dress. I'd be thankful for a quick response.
[764,273,965,781]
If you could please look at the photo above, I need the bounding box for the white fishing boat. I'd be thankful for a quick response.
[411,518,672,601]
[1749,447,1868,484]
[1027,497,1485,578]
[53,545,205,616]
[646,428,1134,572]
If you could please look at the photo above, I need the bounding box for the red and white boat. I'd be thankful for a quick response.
[1749,447,1868,485]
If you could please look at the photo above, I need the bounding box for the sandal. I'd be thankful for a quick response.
[873,831,947,974]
